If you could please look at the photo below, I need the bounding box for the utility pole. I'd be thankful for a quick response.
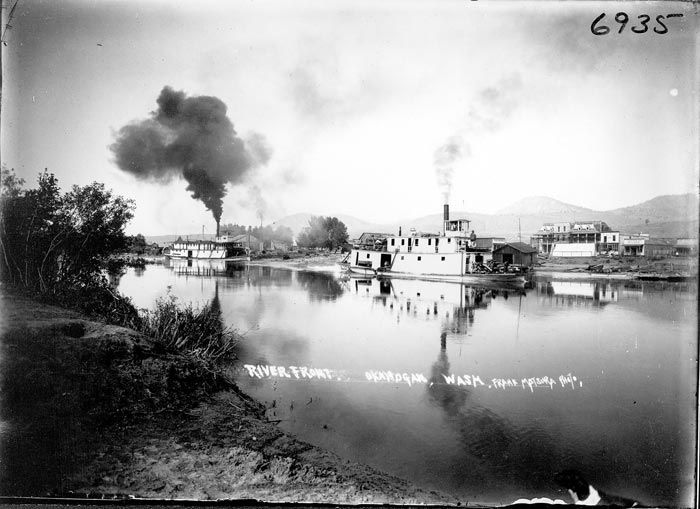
[518,217,522,243]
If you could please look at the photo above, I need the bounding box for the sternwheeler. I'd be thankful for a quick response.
[343,204,529,284]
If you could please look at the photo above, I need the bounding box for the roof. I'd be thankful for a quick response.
[494,242,538,254]
[229,234,260,244]
[358,232,390,241]
[645,238,676,247]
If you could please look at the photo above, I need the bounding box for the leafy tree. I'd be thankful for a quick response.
[297,216,348,250]
[127,233,148,254]
[1,165,25,198]
[324,217,348,250]
[0,171,134,297]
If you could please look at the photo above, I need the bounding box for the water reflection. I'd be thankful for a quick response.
[427,330,564,496]
[534,281,617,308]
[167,257,248,278]
[296,271,345,301]
[116,265,696,506]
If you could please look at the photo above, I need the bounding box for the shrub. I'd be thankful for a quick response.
[137,293,239,362]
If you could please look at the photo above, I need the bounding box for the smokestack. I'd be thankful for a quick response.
[216,220,220,238]
[444,204,449,221]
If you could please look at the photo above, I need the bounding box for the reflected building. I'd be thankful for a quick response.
[534,280,618,308]
[346,276,522,335]
[167,257,247,277]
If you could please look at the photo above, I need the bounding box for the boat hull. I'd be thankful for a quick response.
[347,265,377,276]
[167,251,227,260]
[343,264,525,284]
[377,269,524,284]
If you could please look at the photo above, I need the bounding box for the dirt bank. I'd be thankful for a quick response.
[0,294,454,504]
[247,252,345,272]
[534,255,697,281]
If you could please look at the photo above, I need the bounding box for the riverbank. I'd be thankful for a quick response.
[247,252,345,272]
[0,294,454,504]
[533,255,697,281]
[245,251,698,283]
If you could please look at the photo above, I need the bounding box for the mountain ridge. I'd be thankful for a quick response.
[145,193,698,244]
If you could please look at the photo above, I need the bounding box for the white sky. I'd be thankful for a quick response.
[3,0,698,235]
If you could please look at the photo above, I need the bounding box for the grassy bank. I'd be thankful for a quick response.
[0,294,454,503]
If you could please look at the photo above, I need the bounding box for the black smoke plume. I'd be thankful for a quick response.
[110,86,271,224]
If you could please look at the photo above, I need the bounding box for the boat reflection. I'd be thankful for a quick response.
[345,277,524,334]
[533,281,619,308]
[426,328,563,496]
[165,257,247,277]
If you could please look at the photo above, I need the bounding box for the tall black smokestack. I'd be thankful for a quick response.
[444,204,449,221]
[216,220,220,238]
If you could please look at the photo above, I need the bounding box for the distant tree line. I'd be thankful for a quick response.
[220,223,294,246]
[296,216,348,250]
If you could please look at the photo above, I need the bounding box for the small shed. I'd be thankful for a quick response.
[357,232,390,248]
[675,238,698,256]
[644,239,675,258]
[492,242,537,267]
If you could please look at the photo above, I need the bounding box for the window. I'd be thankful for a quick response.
[448,238,451,243]
[415,239,419,246]
[401,239,405,246]
[441,256,445,261]
[401,256,404,260]
[391,239,395,246]
[428,239,431,245]
[613,235,616,242]
[417,256,422,261]
[366,253,370,258]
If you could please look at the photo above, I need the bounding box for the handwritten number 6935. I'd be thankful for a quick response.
[591,12,683,35]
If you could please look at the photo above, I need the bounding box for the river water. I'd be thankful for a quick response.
[119,259,697,506]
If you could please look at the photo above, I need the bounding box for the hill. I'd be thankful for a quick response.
[145,193,697,244]
[496,196,594,217]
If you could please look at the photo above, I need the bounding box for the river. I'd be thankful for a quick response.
[119,259,697,506]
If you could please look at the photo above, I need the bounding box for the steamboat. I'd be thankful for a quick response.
[163,223,250,260]
[343,204,530,283]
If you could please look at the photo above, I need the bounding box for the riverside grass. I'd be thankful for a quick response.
[137,293,239,362]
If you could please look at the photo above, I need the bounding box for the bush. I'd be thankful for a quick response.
[0,169,133,294]
[137,293,239,362]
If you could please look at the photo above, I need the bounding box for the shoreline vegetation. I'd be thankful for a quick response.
[0,293,454,503]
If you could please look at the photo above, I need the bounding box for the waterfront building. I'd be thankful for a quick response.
[620,235,676,257]
[492,242,537,267]
[531,221,620,256]
[675,238,698,256]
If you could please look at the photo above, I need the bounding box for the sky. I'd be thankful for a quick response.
[2,0,698,235]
